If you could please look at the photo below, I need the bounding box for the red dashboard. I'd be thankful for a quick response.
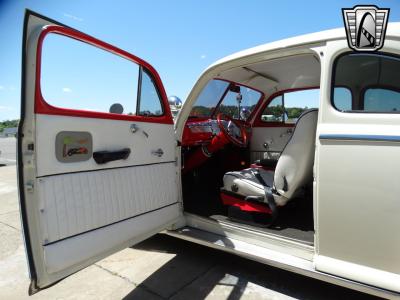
[182,117,251,147]
[182,118,216,146]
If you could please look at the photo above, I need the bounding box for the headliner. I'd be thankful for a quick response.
[218,53,321,98]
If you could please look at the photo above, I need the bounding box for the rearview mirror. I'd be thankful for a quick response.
[229,84,240,93]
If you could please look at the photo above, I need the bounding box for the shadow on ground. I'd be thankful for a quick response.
[123,234,380,300]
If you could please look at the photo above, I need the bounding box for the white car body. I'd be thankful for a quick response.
[18,10,400,298]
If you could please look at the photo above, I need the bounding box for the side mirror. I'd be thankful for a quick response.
[109,103,124,114]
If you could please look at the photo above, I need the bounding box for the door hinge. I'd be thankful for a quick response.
[27,143,34,151]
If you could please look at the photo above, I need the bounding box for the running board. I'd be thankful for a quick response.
[165,227,399,299]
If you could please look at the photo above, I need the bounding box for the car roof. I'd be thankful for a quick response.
[208,22,400,70]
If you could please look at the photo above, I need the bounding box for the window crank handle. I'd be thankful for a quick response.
[151,148,164,157]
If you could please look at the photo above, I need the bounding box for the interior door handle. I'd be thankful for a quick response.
[93,148,131,164]
[151,148,164,157]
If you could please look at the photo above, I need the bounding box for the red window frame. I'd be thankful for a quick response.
[252,87,319,127]
[35,25,173,124]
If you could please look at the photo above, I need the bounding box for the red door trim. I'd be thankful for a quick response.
[251,86,319,127]
[35,25,173,124]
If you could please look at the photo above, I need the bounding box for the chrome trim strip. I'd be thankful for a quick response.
[319,134,400,142]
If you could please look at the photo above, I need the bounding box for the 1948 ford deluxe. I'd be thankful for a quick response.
[18,10,400,298]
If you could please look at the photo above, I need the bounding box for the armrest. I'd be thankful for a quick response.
[93,148,131,164]
[254,158,277,169]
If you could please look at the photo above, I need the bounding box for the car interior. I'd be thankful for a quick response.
[181,53,321,245]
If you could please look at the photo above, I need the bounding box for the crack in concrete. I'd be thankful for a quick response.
[94,263,136,285]
[94,263,167,299]
[0,220,20,232]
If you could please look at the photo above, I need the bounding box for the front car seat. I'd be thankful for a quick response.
[221,109,318,220]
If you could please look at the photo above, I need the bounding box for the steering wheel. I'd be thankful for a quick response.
[216,113,248,148]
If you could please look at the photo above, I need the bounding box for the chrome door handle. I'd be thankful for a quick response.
[151,148,164,157]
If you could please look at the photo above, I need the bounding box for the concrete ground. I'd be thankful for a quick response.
[0,138,379,299]
[0,137,17,166]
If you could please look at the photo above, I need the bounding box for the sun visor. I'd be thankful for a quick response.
[218,67,278,92]
[244,75,278,91]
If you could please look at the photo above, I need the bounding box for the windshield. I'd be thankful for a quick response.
[189,79,262,120]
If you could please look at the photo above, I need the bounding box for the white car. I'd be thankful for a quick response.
[18,10,400,298]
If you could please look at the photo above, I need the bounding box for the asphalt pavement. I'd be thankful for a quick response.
[0,137,380,299]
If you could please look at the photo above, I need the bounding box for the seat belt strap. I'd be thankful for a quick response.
[264,187,278,224]
[253,170,278,223]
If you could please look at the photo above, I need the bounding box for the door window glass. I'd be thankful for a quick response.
[261,89,319,123]
[284,89,319,123]
[40,33,165,118]
[260,95,284,122]
[41,33,139,115]
[138,70,163,116]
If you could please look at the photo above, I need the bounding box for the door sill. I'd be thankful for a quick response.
[183,212,314,261]
[165,223,398,299]
[209,214,314,246]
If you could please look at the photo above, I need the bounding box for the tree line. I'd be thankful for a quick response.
[0,119,19,132]
[191,105,309,120]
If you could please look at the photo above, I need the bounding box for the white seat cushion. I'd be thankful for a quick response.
[223,169,272,196]
[223,168,288,206]
[222,109,318,208]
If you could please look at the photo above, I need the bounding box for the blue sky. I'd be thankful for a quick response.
[0,0,399,121]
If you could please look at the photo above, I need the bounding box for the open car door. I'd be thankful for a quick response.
[18,10,182,293]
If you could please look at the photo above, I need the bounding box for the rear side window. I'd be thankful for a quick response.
[332,53,400,113]
[40,33,164,117]
[364,88,400,112]
[333,87,352,111]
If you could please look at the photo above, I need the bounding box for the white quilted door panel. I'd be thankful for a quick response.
[38,162,178,244]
